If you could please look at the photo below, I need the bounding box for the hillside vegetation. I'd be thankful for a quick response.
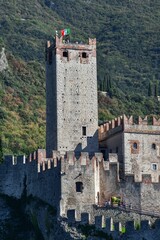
[0,0,160,154]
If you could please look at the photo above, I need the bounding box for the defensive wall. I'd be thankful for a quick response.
[65,209,160,240]
[0,149,118,217]
[99,115,160,142]
[0,149,61,209]
[1,146,160,224]
[0,148,122,217]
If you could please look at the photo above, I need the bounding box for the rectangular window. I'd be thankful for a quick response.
[82,52,87,58]
[82,126,86,136]
[63,51,68,57]
[76,182,83,193]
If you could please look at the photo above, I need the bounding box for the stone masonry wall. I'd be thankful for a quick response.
[99,154,119,205]
[124,130,160,182]
[60,152,102,218]
[140,181,160,212]
[46,41,58,157]
[46,37,98,156]
[65,208,160,240]
[0,152,60,208]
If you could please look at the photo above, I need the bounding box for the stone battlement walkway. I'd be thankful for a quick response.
[95,204,160,218]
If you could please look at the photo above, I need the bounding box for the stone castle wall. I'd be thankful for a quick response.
[60,152,99,218]
[0,151,60,208]
[2,150,160,214]
[99,115,160,181]
[124,131,160,182]
[46,40,58,157]
[65,209,160,240]
[1,149,160,220]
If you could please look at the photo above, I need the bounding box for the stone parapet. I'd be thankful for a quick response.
[99,115,160,141]
[124,173,160,183]
[65,209,160,239]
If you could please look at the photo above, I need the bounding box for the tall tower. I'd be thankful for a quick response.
[46,36,98,157]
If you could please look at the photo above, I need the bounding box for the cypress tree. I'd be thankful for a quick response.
[106,74,113,98]
[154,81,159,97]
[0,136,3,163]
[103,76,107,92]
[106,76,109,92]
[108,74,112,89]
[148,81,152,97]
[99,78,103,91]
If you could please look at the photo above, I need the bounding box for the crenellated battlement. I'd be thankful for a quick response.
[3,149,46,166]
[103,153,118,169]
[4,155,27,165]
[3,150,110,173]
[50,150,104,167]
[99,115,128,141]
[46,36,96,53]
[99,115,160,141]
[124,173,160,183]
[65,209,160,239]
[37,158,59,173]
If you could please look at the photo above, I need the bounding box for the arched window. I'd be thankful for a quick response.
[133,142,137,149]
[151,163,157,171]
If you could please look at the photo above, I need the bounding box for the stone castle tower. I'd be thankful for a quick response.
[46,36,98,157]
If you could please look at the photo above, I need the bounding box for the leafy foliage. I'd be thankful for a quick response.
[0,136,3,163]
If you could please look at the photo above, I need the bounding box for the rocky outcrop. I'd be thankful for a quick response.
[0,48,8,72]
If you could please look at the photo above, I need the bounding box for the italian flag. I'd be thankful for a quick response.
[61,28,71,37]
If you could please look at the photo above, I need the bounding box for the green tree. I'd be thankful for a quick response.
[0,136,3,163]
[154,81,159,97]
[148,81,152,97]
[108,74,112,90]
[106,74,113,98]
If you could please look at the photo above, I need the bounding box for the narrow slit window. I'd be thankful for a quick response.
[82,126,86,136]
[116,147,119,153]
[152,143,156,150]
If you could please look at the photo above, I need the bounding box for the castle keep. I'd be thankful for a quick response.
[46,36,98,157]
[2,36,160,229]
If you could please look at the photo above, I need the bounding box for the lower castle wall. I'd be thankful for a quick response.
[140,182,160,212]
[99,169,160,214]
[0,155,60,209]
[1,151,160,220]
[0,156,25,198]
[60,154,97,219]
[99,161,119,205]
[91,206,157,225]
[118,177,141,209]
[26,160,61,207]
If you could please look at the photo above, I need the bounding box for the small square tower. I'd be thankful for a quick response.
[46,36,98,157]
